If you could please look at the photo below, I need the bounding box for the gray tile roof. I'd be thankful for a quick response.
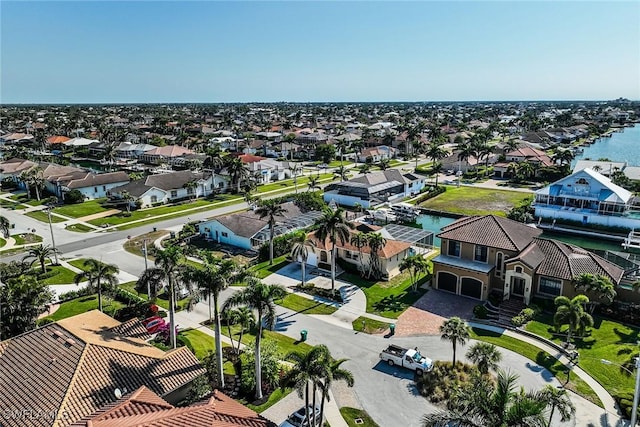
[112,170,209,195]
[438,215,542,252]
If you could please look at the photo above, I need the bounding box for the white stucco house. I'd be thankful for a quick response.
[534,168,640,230]
[323,170,428,208]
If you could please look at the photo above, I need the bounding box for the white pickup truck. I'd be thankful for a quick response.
[379,344,433,375]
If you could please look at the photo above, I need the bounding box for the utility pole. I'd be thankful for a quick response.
[47,206,59,265]
[142,239,150,299]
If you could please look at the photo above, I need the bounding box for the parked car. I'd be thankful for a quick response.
[279,405,321,427]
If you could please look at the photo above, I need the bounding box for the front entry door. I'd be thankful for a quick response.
[512,277,525,296]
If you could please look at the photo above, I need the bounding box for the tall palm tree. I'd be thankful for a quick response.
[137,246,187,349]
[349,232,369,276]
[120,190,135,213]
[283,345,331,427]
[290,163,301,193]
[439,316,470,365]
[399,254,430,292]
[307,175,320,192]
[377,158,390,171]
[334,165,349,182]
[572,273,616,313]
[290,231,316,287]
[425,141,448,166]
[73,259,120,313]
[365,232,386,279]
[457,142,475,174]
[539,385,575,427]
[431,162,444,187]
[221,279,287,400]
[183,179,198,200]
[314,208,354,291]
[204,146,224,194]
[517,161,535,181]
[184,255,248,388]
[255,200,286,265]
[553,295,594,346]
[0,215,10,238]
[466,342,502,374]
[23,244,59,274]
[422,370,549,427]
[224,156,250,193]
[318,352,354,426]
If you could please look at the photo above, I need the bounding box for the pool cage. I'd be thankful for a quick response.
[250,210,324,247]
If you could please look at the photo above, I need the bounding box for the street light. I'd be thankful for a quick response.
[46,198,59,265]
[601,358,640,426]
[142,239,150,299]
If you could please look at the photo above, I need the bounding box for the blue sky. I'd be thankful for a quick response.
[1,1,639,103]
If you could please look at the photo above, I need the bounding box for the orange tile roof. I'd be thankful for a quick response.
[70,387,271,427]
[47,135,71,144]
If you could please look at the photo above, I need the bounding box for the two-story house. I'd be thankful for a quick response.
[432,215,624,304]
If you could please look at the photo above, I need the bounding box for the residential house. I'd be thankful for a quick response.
[69,386,272,427]
[323,170,428,208]
[110,170,225,207]
[0,311,204,427]
[358,146,397,163]
[306,222,412,280]
[493,146,554,178]
[534,168,640,230]
[440,152,482,174]
[115,141,159,159]
[431,215,624,303]
[139,145,194,165]
[198,202,322,250]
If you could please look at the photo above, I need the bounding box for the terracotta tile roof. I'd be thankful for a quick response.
[236,154,266,164]
[309,223,411,258]
[437,215,542,252]
[70,387,272,427]
[145,145,194,157]
[513,238,625,283]
[0,311,204,427]
[47,136,71,144]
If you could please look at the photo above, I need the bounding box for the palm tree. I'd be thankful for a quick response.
[517,161,535,181]
[307,175,320,191]
[350,232,369,276]
[204,146,224,194]
[466,342,502,374]
[439,316,470,365]
[184,255,248,388]
[422,370,549,427]
[431,162,444,187]
[183,179,198,200]
[0,215,10,238]
[283,345,331,427]
[255,200,286,265]
[23,244,60,274]
[334,165,349,182]
[425,141,448,167]
[572,273,616,313]
[358,163,372,175]
[457,142,475,174]
[539,385,575,427]
[377,158,390,171]
[365,232,386,279]
[314,208,354,291]
[290,231,316,287]
[399,254,430,292]
[222,279,287,400]
[73,259,120,313]
[318,352,354,426]
[224,156,250,193]
[553,295,594,346]
[291,163,301,193]
[137,246,188,349]
[120,190,134,213]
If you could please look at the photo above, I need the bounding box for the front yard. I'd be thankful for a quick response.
[276,293,338,315]
[53,199,110,218]
[419,186,531,217]
[43,294,126,321]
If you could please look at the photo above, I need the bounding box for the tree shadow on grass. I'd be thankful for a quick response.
[613,326,640,345]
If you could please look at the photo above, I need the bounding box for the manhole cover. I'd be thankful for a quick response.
[354,419,364,425]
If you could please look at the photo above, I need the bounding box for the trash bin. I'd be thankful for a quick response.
[300,330,308,342]
[170,232,176,239]
[389,324,395,335]
[153,227,157,232]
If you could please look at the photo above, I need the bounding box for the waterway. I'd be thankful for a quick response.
[572,124,640,167]
[415,214,456,247]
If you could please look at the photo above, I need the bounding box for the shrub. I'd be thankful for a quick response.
[473,304,488,319]
[511,315,526,327]
[64,189,85,204]
[414,186,446,205]
[614,392,634,420]
[511,306,540,327]
[416,361,483,404]
[258,233,295,262]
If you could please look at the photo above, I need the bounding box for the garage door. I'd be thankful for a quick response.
[437,272,457,294]
[460,277,483,299]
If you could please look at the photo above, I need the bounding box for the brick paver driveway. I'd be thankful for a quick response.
[395,287,478,336]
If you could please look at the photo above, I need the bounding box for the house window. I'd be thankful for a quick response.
[94,187,98,192]
[103,186,106,191]
[171,190,178,198]
[515,266,523,274]
[474,245,488,263]
[495,252,504,277]
[447,240,461,257]
[187,187,194,195]
[151,195,158,203]
[539,277,562,296]
[221,232,228,237]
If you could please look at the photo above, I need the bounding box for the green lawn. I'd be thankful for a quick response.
[179,329,234,374]
[352,316,390,334]
[340,270,428,318]
[256,173,334,194]
[276,293,338,315]
[328,160,354,167]
[88,200,213,227]
[119,281,191,311]
[45,294,126,321]
[221,324,313,358]
[11,233,43,245]
[250,255,289,279]
[470,327,601,406]
[53,199,109,218]
[0,238,5,248]
[25,210,66,223]
[35,265,78,285]
[340,407,380,427]
[419,186,531,217]
[245,387,292,413]
[66,223,95,233]
[68,258,92,271]
[526,314,637,405]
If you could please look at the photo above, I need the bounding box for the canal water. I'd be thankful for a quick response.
[415,214,456,247]
[572,124,640,167]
